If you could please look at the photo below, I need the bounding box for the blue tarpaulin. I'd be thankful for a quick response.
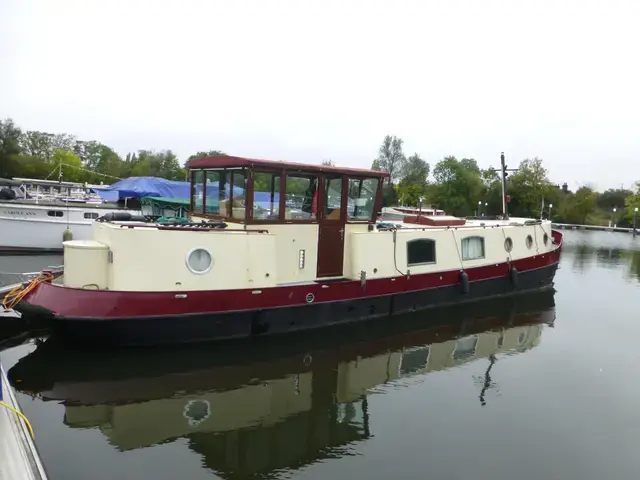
[253,191,280,209]
[93,177,190,201]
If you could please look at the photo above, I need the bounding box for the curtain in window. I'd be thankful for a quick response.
[462,237,484,260]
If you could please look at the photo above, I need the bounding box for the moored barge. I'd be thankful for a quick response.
[14,155,563,346]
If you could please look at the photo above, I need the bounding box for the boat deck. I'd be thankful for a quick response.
[377,216,544,230]
[0,361,48,480]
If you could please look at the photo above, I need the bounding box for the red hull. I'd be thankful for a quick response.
[21,231,563,320]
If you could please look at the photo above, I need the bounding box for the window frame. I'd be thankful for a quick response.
[461,235,486,261]
[191,167,247,222]
[189,166,385,225]
[346,177,380,223]
[249,169,283,223]
[406,238,437,267]
[525,234,533,249]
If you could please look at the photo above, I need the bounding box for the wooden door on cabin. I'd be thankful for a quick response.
[316,176,345,278]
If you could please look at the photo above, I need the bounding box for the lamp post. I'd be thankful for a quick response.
[549,203,553,221]
[634,207,638,238]
[483,202,488,217]
[611,207,617,229]
[477,200,482,217]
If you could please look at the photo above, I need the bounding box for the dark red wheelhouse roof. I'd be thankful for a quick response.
[188,155,389,178]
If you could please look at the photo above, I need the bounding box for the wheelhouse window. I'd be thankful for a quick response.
[229,170,246,220]
[252,171,280,220]
[461,236,485,261]
[324,176,342,220]
[192,170,204,214]
[347,178,379,221]
[407,238,436,266]
[191,168,246,220]
[205,170,222,215]
[285,175,318,220]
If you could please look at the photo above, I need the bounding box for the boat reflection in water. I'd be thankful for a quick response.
[8,290,556,478]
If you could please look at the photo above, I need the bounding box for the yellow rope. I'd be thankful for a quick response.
[0,401,35,439]
[1,271,54,311]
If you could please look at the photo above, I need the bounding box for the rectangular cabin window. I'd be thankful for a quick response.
[347,178,379,221]
[407,238,436,266]
[252,172,281,220]
[461,236,485,261]
[83,212,99,219]
[285,175,318,221]
[324,177,342,219]
[230,171,246,220]
[205,170,222,215]
[203,168,246,220]
[47,210,64,217]
[192,170,204,214]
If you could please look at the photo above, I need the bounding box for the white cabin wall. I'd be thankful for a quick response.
[347,224,556,280]
[191,217,321,284]
[71,221,557,291]
[246,224,319,284]
[343,224,371,279]
[91,223,278,291]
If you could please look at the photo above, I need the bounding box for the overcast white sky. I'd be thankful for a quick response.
[1,0,639,190]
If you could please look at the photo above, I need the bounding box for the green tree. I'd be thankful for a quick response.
[374,135,406,184]
[480,167,503,216]
[624,182,640,224]
[508,158,553,217]
[397,153,429,206]
[0,118,23,178]
[49,149,86,183]
[559,186,598,224]
[597,188,632,211]
[432,156,484,216]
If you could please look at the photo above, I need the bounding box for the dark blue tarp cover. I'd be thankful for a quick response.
[93,177,191,201]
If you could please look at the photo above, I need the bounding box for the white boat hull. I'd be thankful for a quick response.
[0,202,140,252]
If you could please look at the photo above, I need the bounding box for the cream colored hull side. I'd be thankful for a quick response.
[63,220,557,292]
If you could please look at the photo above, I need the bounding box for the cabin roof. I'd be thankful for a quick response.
[188,155,390,177]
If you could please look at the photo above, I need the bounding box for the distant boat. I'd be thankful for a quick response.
[0,176,189,253]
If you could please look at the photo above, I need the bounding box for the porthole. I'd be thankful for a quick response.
[525,235,533,249]
[504,237,513,252]
[186,247,213,274]
[543,233,549,245]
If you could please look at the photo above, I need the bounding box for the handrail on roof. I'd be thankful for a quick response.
[0,178,23,187]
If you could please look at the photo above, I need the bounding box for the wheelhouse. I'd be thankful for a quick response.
[187,155,388,225]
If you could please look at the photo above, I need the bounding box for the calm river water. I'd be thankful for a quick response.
[2,229,640,480]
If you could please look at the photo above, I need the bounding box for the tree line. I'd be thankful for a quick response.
[1,118,638,226]
[0,118,217,184]
[372,134,640,227]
